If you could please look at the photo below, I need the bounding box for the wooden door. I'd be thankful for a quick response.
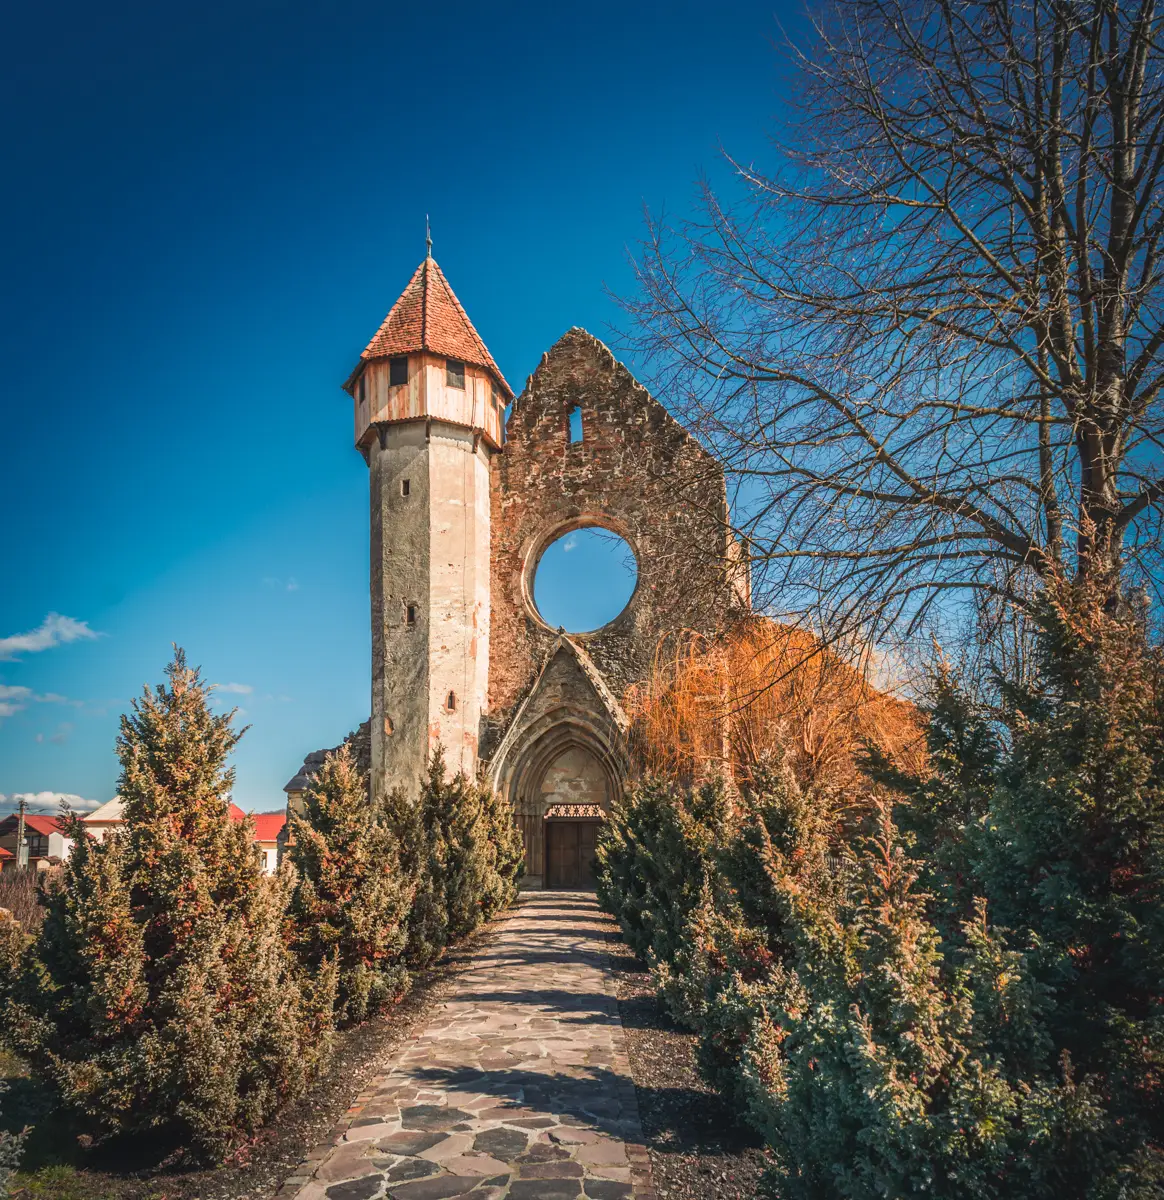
[578,822,599,886]
[545,821,601,889]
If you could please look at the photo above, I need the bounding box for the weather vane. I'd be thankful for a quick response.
[425,214,432,258]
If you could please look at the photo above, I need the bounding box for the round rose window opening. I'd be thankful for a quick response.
[532,528,638,633]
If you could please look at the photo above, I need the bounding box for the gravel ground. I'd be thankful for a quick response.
[602,920,770,1200]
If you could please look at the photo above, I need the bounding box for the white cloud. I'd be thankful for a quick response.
[562,535,578,552]
[0,791,103,815]
[285,578,300,592]
[262,577,300,592]
[0,684,85,726]
[0,614,101,661]
[214,682,253,695]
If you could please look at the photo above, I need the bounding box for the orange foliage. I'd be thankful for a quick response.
[624,618,925,794]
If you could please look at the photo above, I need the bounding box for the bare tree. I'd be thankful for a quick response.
[623,0,1164,647]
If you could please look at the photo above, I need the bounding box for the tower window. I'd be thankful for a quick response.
[390,356,409,386]
[357,375,366,403]
[401,478,410,497]
[405,603,417,626]
[568,405,583,443]
[446,359,465,389]
[446,691,456,712]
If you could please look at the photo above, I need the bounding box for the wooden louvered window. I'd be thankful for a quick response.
[446,359,465,389]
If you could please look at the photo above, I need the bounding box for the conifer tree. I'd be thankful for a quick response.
[977,585,1164,1187]
[745,585,1164,1196]
[418,749,520,943]
[0,1080,25,1197]
[3,650,333,1161]
[384,748,522,968]
[596,775,726,964]
[288,744,412,1025]
[479,782,525,915]
[655,757,838,1100]
[383,778,446,969]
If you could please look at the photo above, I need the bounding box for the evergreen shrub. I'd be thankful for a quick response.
[287,744,412,1025]
[0,651,334,1162]
[595,775,726,964]
[388,749,522,967]
[0,1079,25,1198]
[597,584,1164,1196]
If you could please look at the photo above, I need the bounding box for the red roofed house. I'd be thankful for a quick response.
[0,813,75,870]
[0,845,13,873]
[79,798,283,870]
[251,811,287,874]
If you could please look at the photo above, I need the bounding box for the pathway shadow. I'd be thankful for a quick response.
[469,946,613,971]
[449,988,665,1031]
[406,1063,742,1156]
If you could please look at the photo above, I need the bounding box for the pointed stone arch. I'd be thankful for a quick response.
[489,636,629,885]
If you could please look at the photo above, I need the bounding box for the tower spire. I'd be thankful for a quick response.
[425,214,432,259]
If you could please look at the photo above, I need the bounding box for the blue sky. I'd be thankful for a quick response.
[0,0,799,814]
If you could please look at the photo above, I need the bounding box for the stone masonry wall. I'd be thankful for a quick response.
[484,327,743,759]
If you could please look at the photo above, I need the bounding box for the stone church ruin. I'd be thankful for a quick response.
[287,249,748,887]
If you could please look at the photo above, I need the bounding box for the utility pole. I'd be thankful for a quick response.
[16,796,28,869]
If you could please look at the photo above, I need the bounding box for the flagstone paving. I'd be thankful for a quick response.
[280,893,654,1200]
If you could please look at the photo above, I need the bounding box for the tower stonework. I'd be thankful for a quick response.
[288,253,748,886]
[345,253,510,801]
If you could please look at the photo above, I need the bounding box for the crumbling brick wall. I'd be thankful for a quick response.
[484,327,745,760]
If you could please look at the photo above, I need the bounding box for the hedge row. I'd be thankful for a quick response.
[597,586,1164,1198]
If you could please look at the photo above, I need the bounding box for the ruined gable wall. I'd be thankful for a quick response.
[484,327,743,759]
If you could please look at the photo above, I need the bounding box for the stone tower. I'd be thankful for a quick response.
[343,249,513,801]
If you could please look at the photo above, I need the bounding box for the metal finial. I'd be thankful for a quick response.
[425,214,432,258]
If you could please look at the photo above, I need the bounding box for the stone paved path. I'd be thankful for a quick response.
[282,893,654,1200]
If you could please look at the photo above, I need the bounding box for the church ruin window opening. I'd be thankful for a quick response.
[568,406,583,443]
[533,526,638,633]
[446,691,456,712]
[405,603,417,626]
[390,356,409,386]
[401,478,410,497]
[446,359,465,389]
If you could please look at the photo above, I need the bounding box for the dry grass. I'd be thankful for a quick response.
[625,618,925,796]
[0,868,49,930]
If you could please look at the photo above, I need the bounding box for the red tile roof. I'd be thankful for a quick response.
[2,814,65,836]
[0,846,13,859]
[228,803,247,823]
[251,811,286,842]
[351,256,513,398]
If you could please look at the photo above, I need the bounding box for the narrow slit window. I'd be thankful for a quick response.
[568,405,583,443]
[357,375,366,403]
[405,603,417,626]
[446,359,465,388]
[390,356,409,386]
[446,691,456,712]
[401,478,410,497]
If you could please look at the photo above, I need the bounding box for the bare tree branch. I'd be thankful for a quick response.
[620,0,1164,647]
